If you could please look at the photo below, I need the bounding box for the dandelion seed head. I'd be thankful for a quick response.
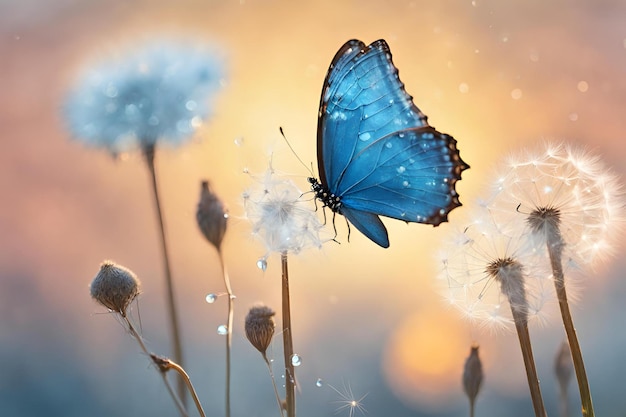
[437,206,554,332]
[65,40,224,153]
[490,142,625,268]
[244,168,323,256]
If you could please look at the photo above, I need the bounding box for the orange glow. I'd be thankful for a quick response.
[382,309,468,408]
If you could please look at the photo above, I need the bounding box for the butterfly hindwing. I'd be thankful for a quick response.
[338,127,467,225]
[341,207,390,248]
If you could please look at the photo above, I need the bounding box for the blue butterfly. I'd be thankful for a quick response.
[309,39,469,248]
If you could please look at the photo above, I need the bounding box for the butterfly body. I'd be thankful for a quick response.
[314,39,469,248]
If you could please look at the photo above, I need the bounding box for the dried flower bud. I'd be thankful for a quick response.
[245,305,276,356]
[463,345,483,406]
[90,260,140,315]
[554,340,573,392]
[197,180,228,250]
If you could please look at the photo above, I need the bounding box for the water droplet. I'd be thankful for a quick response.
[185,100,198,111]
[234,137,244,147]
[577,81,589,93]
[205,293,218,303]
[396,166,406,174]
[358,132,371,141]
[569,112,579,122]
[190,116,202,128]
[459,82,469,93]
[257,258,267,271]
[316,378,323,387]
[291,354,302,367]
[217,324,228,335]
[511,88,523,100]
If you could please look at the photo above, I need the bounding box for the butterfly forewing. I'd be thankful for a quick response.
[318,39,428,190]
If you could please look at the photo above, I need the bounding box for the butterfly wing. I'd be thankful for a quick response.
[338,126,467,224]
[340,206,390,248]
[317,39,468,247]
[317,39,428,190]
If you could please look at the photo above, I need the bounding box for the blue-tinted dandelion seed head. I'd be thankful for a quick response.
[64,40,224,153]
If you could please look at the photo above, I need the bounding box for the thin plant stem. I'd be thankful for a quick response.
[218,248,234,417]
[281,252,296,417]
[547,238,594,417]
[510,307,548,417]
[558,383,570,417]
[160,358,207,417]
[143,143,186,406]
[469,399,475,417]
[263,353,286,417]
[122,315,188,417]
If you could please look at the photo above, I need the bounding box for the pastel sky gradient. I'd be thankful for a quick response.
[1,1,625,416]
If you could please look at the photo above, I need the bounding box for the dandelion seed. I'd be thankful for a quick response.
[327,382,368,417]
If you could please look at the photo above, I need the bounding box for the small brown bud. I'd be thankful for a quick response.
[90,260,140,315]
[463,345,483,406]
[554,340,573,393]
[245,305,276,356]
[196,180,228,250]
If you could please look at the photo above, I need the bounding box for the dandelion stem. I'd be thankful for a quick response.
[143,143,186,408]
[218,248,234,417]
[263,353,286,417]
[511,308,547,417]
[547,238,594,417]
[491,259,547,417]
[281,252,296,417]
[122,315,188,417]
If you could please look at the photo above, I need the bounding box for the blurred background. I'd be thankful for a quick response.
[1,0,625,416]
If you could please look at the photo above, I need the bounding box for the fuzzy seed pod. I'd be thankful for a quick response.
[245,305,276,356]
[196,180,228,250]
[90,260,140,315]
[463,345,483,405]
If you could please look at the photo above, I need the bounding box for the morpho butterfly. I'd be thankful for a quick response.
[309,39,469,248]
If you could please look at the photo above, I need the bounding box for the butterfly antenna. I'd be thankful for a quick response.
[279,127,314,176]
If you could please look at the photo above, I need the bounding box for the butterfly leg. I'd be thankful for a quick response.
[327,211,340,244]
[344,216,351,243]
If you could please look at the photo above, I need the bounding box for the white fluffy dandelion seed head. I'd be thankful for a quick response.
[437,207,555,332]
[243,169,323,256]
[488,142,625,269]
[65,40,224,153]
